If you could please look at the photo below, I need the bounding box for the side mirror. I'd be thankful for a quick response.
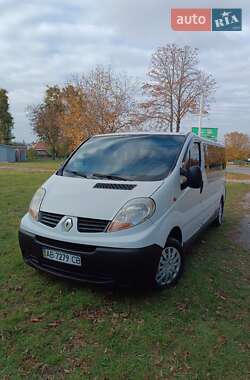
[187,166,203,189]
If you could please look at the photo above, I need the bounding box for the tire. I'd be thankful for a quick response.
[213,199,224,227]
[153,238,184,290]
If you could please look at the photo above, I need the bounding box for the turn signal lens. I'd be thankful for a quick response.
[107,221,134,233]
[107,198,155,232]
[29,187,46,220]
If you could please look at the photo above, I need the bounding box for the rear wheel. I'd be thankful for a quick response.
[214,199,224,226]
[154,238,183,289]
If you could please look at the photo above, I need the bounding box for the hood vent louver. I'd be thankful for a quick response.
[93,183,137,190]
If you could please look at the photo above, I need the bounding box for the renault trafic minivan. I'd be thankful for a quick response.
[19,132,226,288]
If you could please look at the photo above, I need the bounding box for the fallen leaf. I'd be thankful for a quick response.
[218,335,227,345]
[48,320,61,328]
[30,317,42,323]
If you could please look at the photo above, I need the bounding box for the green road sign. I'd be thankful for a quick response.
[192,127,218,141]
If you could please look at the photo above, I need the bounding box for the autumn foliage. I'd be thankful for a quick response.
[29,67,140,156]
[225,132,250,161]
[29,46,217,157]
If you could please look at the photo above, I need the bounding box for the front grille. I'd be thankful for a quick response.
[39,211,63,228]
[38,211,110,233]
[94,183,136,190]
[77,217,110,233]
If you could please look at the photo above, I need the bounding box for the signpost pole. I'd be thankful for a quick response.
[198,92,204,137]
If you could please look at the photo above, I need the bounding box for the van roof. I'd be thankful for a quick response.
[93,131,224,147]
[95,131,188,137]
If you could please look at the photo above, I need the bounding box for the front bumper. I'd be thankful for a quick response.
[19,230,161,286]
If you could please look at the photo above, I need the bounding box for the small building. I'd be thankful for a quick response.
[32,141,50,158]
[0,144,27,162]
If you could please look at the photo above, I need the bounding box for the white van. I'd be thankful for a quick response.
[19,132,226,289]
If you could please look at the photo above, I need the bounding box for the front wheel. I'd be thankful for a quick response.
[154,238,183,289]
[214,199,224,226]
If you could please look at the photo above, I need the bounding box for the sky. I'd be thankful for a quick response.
[1,0,249,143]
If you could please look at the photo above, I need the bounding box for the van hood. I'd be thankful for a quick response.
[40,174,163,220]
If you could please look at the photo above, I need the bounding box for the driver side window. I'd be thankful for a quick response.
[190,142,201,167]
[181,141,201,189]
[182,142,201,170]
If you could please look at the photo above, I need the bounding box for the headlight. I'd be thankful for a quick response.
[28,187,46,220]
[107,197,155,233]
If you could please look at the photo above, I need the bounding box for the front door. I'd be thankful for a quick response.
[177,139,204,241]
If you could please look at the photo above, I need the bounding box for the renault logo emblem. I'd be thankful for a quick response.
[64,218,73,232]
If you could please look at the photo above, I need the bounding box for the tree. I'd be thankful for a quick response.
[0,89,14,144]
[225,132,250,161]
[28,86,63,159]
[74,66,139,132]
[27,148,38,161]
[140,44,216,132]
[29,67,140,153]
[59,84,90,150]
[60,66,140,150]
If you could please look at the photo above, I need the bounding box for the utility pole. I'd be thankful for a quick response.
[198,92,204,137]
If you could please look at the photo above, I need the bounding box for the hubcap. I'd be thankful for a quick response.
[155,247,181,286]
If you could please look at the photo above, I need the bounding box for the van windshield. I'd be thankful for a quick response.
[63,134,186,181]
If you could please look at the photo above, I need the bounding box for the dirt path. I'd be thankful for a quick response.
[227,179,250,184]
[237,192,250,250]
[0,166,54,173]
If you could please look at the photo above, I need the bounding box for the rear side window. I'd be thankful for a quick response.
[205,145,226,170]
[204,144,226,181]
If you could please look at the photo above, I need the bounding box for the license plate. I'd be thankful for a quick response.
[42,248,82,267]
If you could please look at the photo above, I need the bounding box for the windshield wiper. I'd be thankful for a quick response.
[64,170,130,181]
[91,172,130,181]
[64,169,89,178]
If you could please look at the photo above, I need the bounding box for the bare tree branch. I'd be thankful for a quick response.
[140,44,216,132]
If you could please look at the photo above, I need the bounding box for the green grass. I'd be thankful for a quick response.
[0,171,249,379]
